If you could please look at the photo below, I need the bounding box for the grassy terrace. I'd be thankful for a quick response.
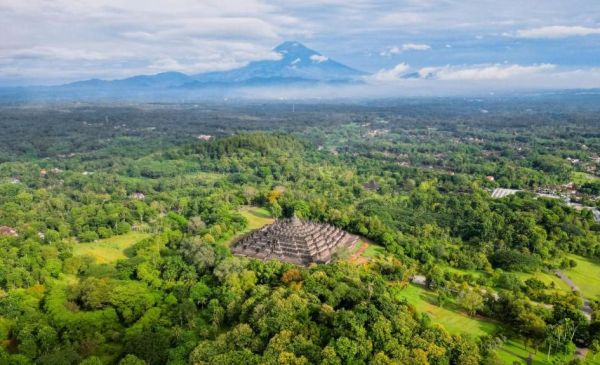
[572,171,600,184]
[565,254,600,300]
[397,284,584,364]
[239,206,275,231]
[397,284,499,337]
[496,339,572,365]
[514,271,571,292]
[223,206,275,246]
[73,232,151,263]
[362,243,386,258]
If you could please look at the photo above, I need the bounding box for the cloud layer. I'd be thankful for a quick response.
[380,43,431,56]
[419,64,556,80]
[509,26,600,39]
[1,0,600,89]
[369,63,411,81]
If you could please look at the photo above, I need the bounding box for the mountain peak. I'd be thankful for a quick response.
[273,41,325,63]
[64,41,366,90]
[274,41,312,53]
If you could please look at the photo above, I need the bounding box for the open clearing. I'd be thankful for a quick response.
[73,232,151,263]
[240,206,274,230]
[496,339,570,365]
[362,243,385,258]
[515,271,571,292]
[397,285,583,364]
[565,254,600,300]
[496,338,600,365]
[224,206,275,246]
[572,171,600,184]
[397,284,499,336]
[346,239,385,264]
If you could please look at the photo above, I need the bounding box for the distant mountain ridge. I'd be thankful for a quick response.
[64,41,367,90]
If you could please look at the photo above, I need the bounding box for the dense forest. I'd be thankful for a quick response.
[1,98,600,364]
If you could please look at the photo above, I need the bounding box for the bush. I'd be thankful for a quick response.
[489,250,541,272]
[98,227,114,239]
[78,230,99,242]
[116,222,132,235]
[524,277,547,290]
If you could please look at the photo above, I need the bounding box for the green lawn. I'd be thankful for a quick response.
[397,284,499,337]
[572,171,600,184]
[362,243,385,258]
[496,339,571,365]
[565,254,600,300]
[223,206,274,246]
[514,271,571,292]
[240,206,274,230]
[495,338,599,365]
[440,264,485,280]
[73,232,151,263]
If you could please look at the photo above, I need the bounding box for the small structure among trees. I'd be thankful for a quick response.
[0,226,18,237]
[363,180,381,191]
[232,216,359,265]
[129,192,146,200]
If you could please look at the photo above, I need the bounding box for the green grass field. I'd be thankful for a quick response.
[496,339,570,365]
[396,284,580,365]
[514,271,571,292]
[565,254,600,300]
[397,284,499,336]
[73,232,151,263]
[240,206,274,230]
[362,243,385,258]
[223,206,274,246]
[496,338,600,365]
[440,264,485,280]
[572,171,600,184]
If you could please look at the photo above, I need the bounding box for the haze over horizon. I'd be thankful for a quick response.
[2,0,600,93]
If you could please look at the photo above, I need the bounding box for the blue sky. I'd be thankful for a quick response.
[1,0,600,89]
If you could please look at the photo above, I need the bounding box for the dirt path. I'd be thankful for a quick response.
[349,242,369,264]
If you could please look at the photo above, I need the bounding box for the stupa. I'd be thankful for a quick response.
[232,216,359,265]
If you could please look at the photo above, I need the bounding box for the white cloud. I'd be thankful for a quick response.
[0,0,312,83]
[380,47,400,56]
[2,47,132,61]
[402,43,431,51]
[2,0,600,85]
[508,25,600,39]
[310,54,328,62]
[380,43,431,56]
[368,63,410,81]
[419,63,555,80]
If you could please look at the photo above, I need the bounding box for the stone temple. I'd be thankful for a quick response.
[232,217,359,265]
